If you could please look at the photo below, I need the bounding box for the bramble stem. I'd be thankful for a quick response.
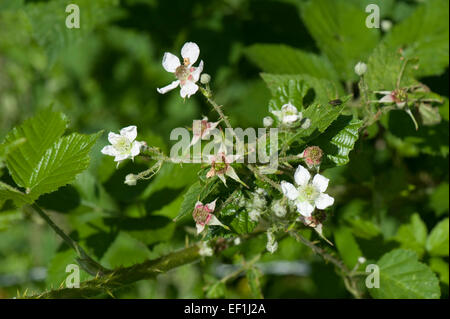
[200,87,233,129]
[30,245,200,299]
[31,204,108,276]
[248,164,282,192]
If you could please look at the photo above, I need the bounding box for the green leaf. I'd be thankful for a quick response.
[100,232,152,269]
[340,200,381,239]
[245,44,339,81]
[365,43,417,92]
[383,0,449,77]
[429,257,449,286]
[334,227,362,269]
[383,110,449,158]
[261,73,343,105]
[3,108,69,188]
[426,218,449,257]
[205,280,226,299]
[246,267,264,299]
[230,210,257,235]
[346,219,381,240]
[1,109,101,204]
[263,76,348,145]
[266,78,310,113]
[0,209,23,231]
[46,249,91,289]
[0,137,26,169]
[311,116,363,168]
[25,0,122,65]
[439,98,449,122]
[105,204,178,246]
[0,181,32,207]
[418,103,442,126]
[369,249,440,299]
[26,132,101,200]
[281,97,350,151]
[300,98,349,139]
[394,213,428,258]
[141,163,201,198]
[300,0,379,80]
[429,183,449,217]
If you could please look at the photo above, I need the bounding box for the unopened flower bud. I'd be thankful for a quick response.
[252,195,267,210]
[124,174,138,186]
[249,209,261,222]
[381,20,393,32]
[199,241,213,256]
[301,146,324,168]
[266,231,278,254]
[301,118,311,129]
[358,256,367,264]
[263,116,274,127]
[354,62,367,76]
[200,73,211,84]
[255,188,267,196]
[272,200,287,218]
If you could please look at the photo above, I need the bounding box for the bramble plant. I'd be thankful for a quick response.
[0,0,448,299]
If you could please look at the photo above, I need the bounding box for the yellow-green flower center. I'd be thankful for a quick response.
[393,88,408,102]
[214,161,227,174]
[114,137,132,154]
[299,184,319,202]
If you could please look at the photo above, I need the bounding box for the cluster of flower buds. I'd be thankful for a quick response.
[246,188,268,222]
[354,61,367,76]
[271,199,287,218]
[198,241,214,257]
[266,230,278,254]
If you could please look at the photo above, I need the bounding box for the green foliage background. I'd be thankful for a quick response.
[0,0,448,298]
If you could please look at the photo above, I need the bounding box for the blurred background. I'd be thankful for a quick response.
[0,0,448,298]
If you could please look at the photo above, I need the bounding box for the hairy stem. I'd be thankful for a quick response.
[31,204,108,276]
[29,245,200,299]
[248,164,282,192]
[201,89,233,129]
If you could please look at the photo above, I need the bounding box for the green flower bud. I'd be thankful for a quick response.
[200,73,211,84]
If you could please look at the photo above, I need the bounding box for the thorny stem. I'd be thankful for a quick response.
[29,245,201,299]
[31,204,109,276]
[248,164,282,192]
[29,227,265,299]
[278,155,303,163]
[200,87,233,129]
